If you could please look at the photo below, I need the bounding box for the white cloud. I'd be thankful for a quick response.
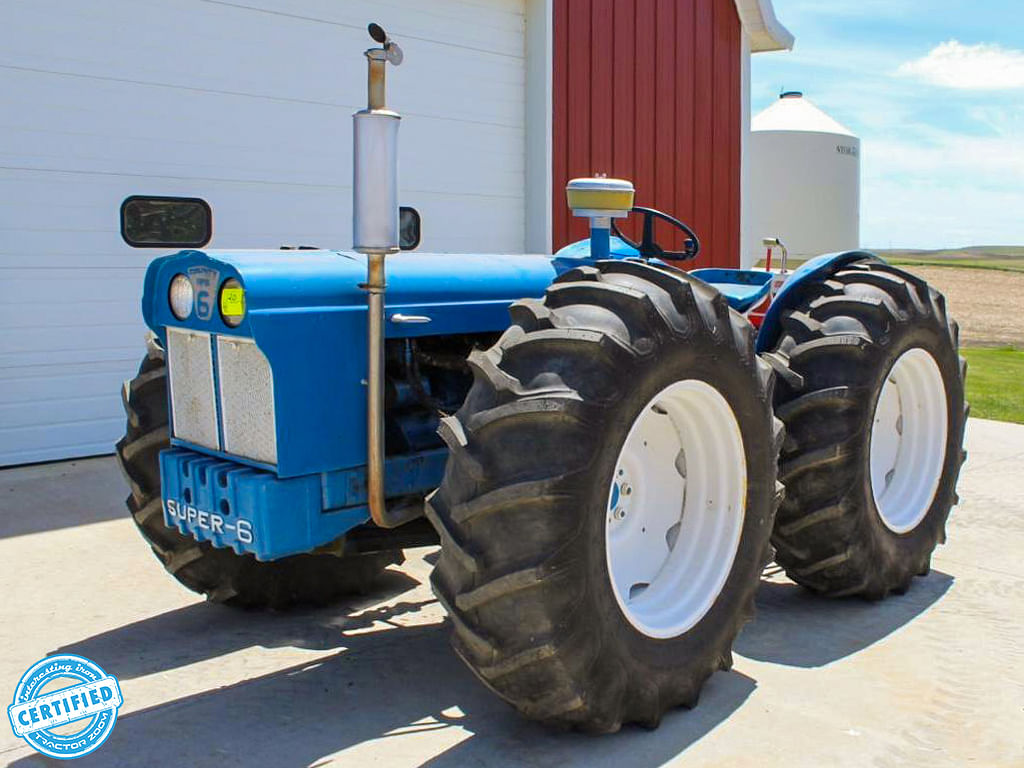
[897,40,1024,90]
[860,117,1024,248]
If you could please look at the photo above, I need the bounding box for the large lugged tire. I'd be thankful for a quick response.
[768,258,967,598]
[116,336,402,608]
[427,260,784,732]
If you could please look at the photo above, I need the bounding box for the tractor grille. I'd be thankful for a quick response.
[165,328,278,465]
[166,327,219,451]
[216,335,277,464]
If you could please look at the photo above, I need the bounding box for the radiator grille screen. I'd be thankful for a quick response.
[216,335,277,465]
[166,327,219,450]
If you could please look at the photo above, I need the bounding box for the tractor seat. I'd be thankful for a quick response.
[688,268,774,313]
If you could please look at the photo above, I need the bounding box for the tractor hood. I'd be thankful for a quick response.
[141,247,598,478]
[143,248,575,341]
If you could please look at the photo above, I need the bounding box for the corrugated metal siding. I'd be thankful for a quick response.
[552,0,742,267]
[0,0,528,465]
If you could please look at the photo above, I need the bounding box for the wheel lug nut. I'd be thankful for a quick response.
[613,507,627,521]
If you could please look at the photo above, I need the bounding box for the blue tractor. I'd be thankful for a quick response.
[117,26,966,731]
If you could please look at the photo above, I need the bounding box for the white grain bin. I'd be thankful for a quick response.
[745,92,860,265]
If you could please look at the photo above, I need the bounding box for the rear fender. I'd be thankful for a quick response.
[755,250,883,353]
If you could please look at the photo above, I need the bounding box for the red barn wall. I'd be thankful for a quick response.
[552,0,742,268]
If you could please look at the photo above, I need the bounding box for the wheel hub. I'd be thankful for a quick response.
[608,469,635,522]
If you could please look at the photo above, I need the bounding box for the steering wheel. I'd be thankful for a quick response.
[611,206,701,261]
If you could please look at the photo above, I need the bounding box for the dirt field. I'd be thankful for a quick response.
[887,265,1023,347]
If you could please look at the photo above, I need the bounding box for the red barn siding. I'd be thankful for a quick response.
[552,0,742,268]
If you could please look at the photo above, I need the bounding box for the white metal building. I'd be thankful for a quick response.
[0,0,555,465]
[744,91,861,264]
[0,0,791,466]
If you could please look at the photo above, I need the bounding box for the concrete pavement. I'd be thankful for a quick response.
[1,418,1022,767]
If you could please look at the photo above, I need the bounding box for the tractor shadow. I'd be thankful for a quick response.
[735,568,955,667]
[49,567,424,681]
[15,566,951,767]
[18,579,758,768]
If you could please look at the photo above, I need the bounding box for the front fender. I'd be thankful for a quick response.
[755,250,883,353]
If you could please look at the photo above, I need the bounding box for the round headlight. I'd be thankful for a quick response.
[219,278,245,327]
[168,274,194,320]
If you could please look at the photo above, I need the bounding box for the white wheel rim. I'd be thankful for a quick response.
[605,380,746,639]
[869,348,948,534]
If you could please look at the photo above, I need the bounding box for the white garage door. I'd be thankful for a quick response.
[0,0,528,465]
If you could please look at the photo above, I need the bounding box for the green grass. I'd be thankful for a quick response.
[962,347,1024,424]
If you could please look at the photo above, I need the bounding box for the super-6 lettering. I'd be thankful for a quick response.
[164,500,254,543]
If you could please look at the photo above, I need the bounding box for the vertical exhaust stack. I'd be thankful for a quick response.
[354,23,405,528]
[353,23,402,253]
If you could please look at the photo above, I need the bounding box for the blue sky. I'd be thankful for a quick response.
[752,0,1024,249]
